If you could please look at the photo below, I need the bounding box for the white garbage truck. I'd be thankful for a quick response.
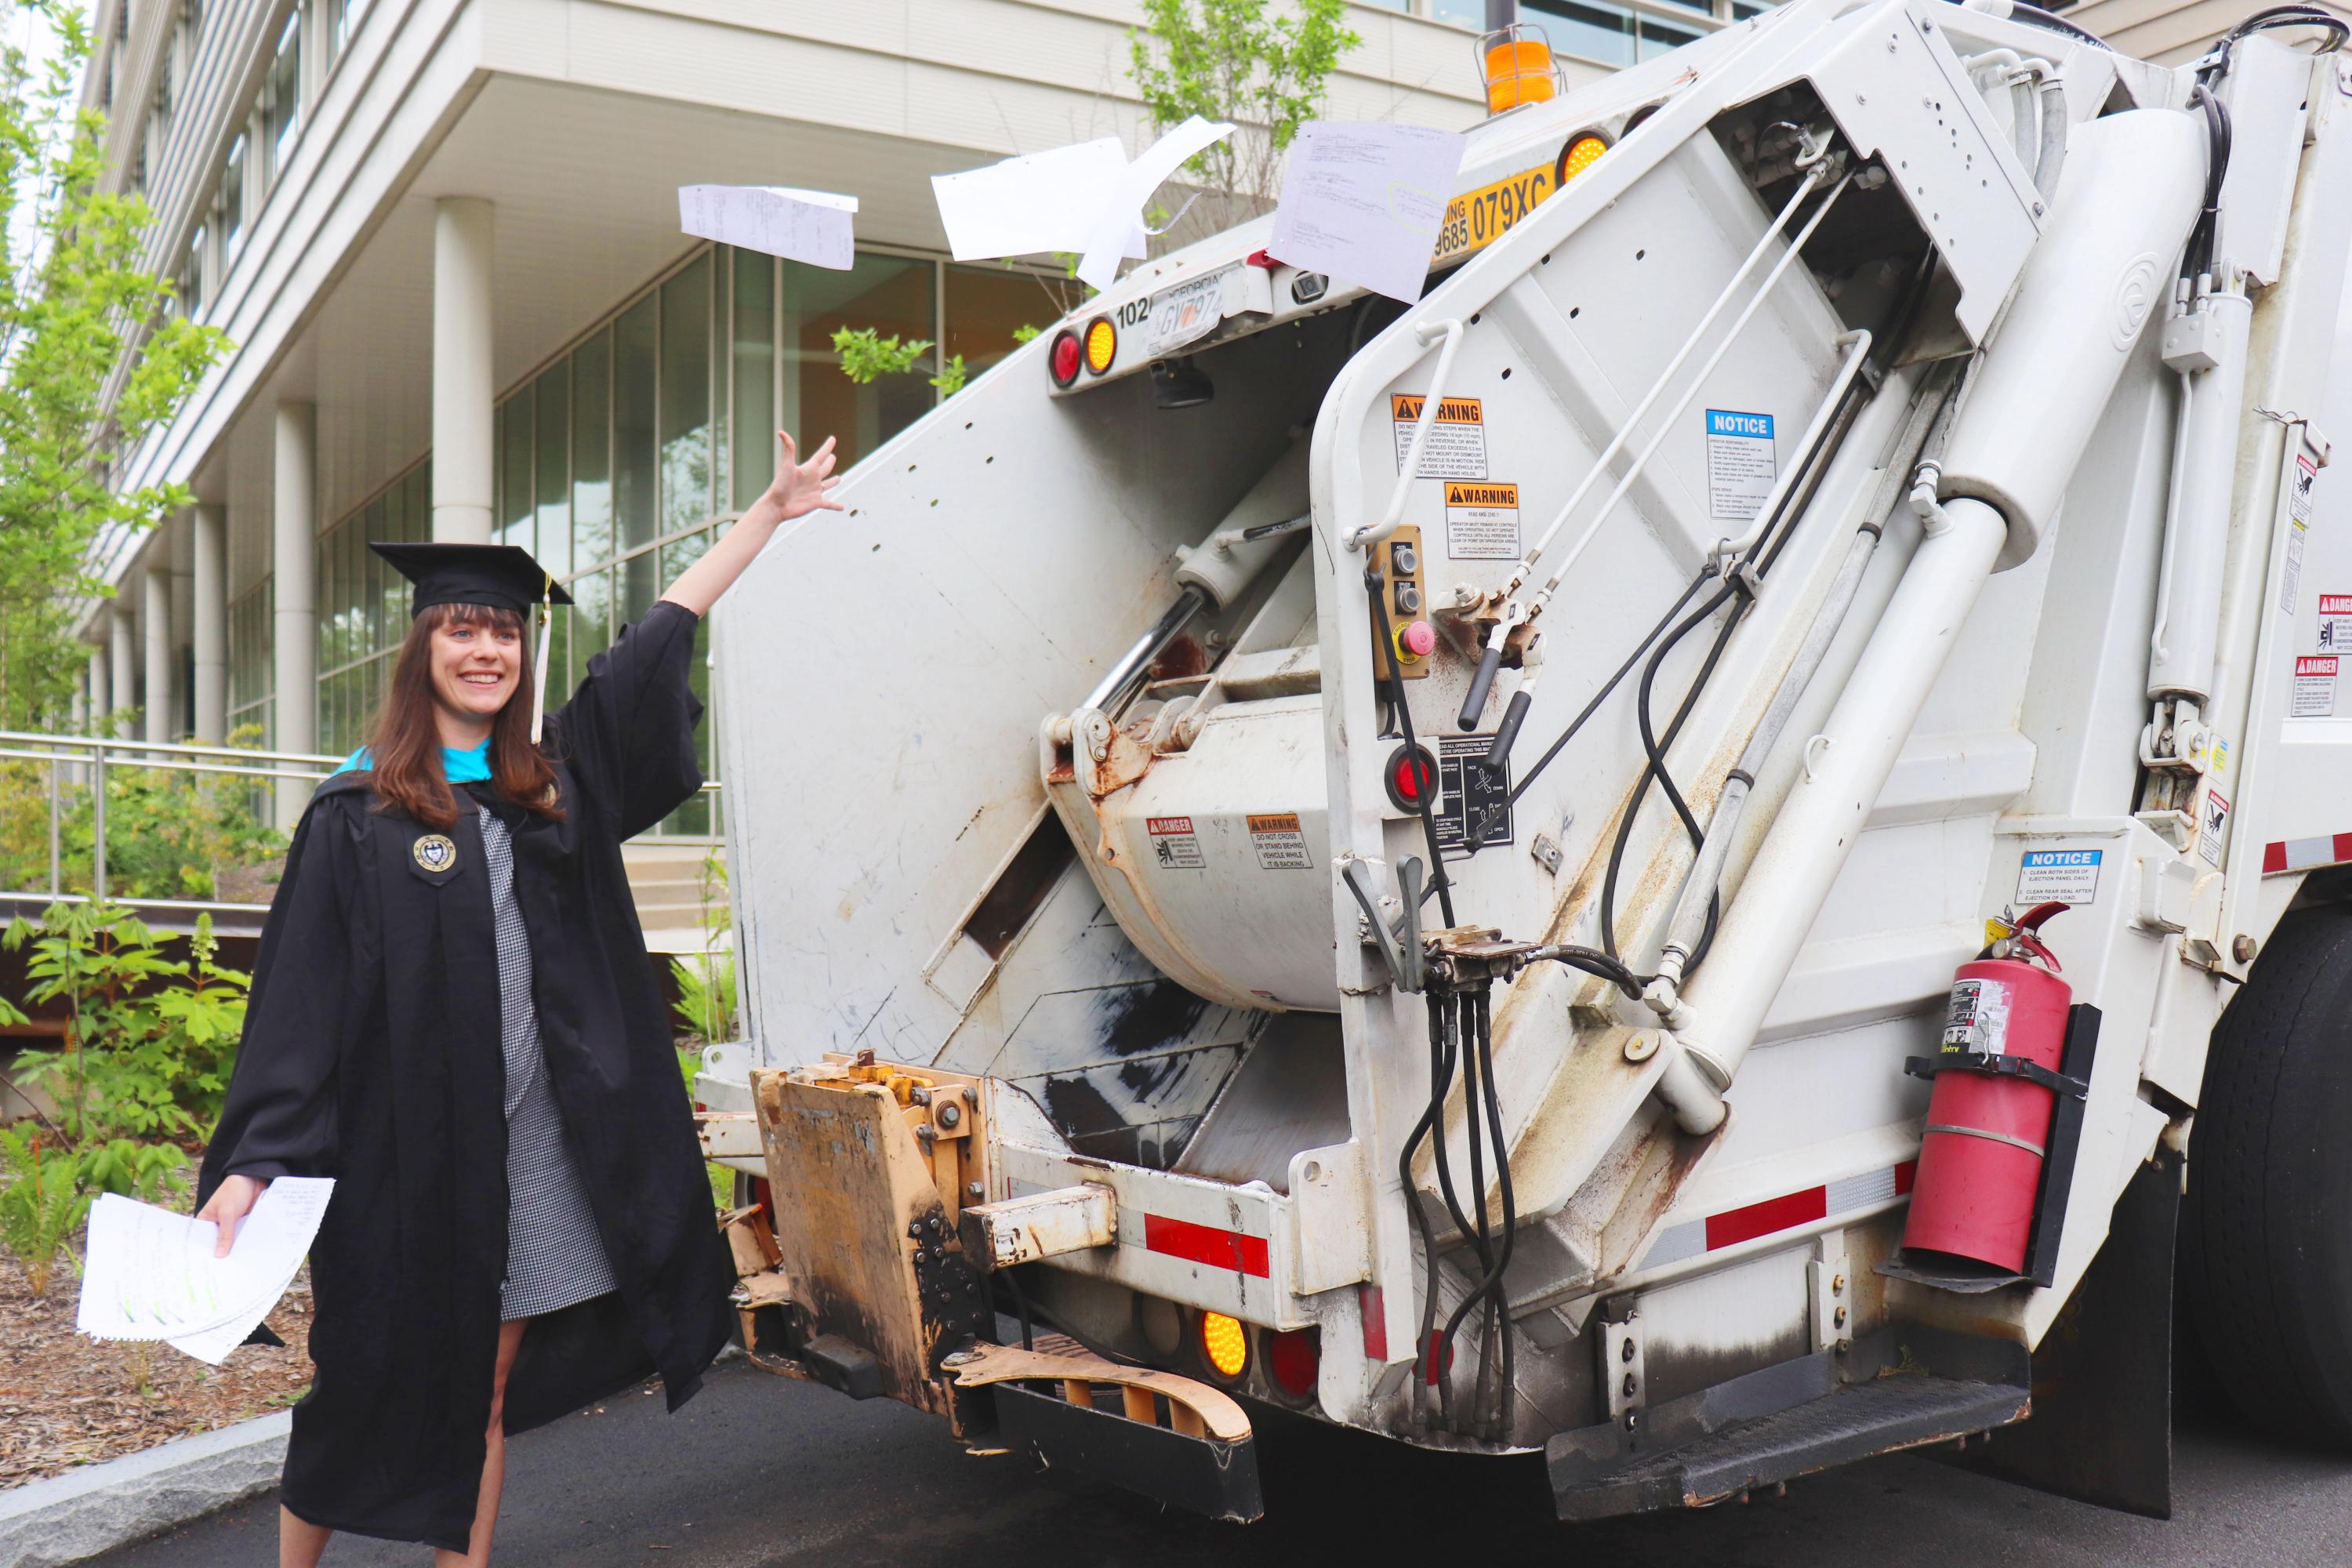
[691,0,2352,1522]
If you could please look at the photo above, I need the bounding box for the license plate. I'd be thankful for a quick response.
[1141,270,1230,357]
[1431,163,1557,268]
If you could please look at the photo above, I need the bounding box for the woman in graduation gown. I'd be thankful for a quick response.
[193,431,843,1566]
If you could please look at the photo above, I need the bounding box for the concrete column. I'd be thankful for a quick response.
[191,505,228,742]
[80,648,100,731]
[274,401,319,825]
[143,557,175,744]
[109,604,136,718]
[432,197,495,543]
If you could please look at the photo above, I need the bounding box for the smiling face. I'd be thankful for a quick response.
[426,610,521,735]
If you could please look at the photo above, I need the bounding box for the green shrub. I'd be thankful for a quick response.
[0,1125,92,1296]
[0,725,284,901]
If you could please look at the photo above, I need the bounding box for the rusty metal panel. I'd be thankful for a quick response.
[960,1184,1117,1269]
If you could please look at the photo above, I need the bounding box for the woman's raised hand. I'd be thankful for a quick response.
[764,431,845,521]
[197,1173,268,1258]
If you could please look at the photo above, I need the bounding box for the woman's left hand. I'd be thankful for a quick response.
[765,431,845,521]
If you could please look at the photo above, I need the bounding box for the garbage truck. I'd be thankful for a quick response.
[689,0,2352,1523]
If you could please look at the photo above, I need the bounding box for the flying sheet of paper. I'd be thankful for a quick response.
[1268,121,1467,306]
[1074,116,1236,291]
[78,1178,335,1365]
[678,185,858,270]
[929,139,1149,263]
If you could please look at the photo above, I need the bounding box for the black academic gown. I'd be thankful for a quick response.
[194,601,736,1552]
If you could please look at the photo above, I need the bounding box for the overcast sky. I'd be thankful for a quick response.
[8,0,74,281]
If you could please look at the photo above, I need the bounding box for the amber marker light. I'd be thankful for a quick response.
[1557,132,1610,187]
[1083,316,1119,376]
[1200,1311,1250,1379]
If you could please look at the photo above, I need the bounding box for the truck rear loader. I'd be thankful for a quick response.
[691,0,2352,1523]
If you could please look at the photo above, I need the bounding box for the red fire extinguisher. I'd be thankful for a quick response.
[1902,902,2074,1276]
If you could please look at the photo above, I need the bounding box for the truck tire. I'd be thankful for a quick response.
[2182,906,2352,1446]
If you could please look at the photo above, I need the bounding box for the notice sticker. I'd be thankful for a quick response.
[2201,789,2231,867]
[1146,815,1206,869]
[2293,655,2339,718]
[1443,481,1520,560]
[2320,595,2352,653]
[1705,409,1777,520]
[1246,812,1314,870]
[2016,849,2103,906]
[1392,394,1488,479]
[1429,735,1513,858]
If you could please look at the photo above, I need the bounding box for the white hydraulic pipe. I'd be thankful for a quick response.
[2146,285,2255,702]
[1656,495,2007,1134]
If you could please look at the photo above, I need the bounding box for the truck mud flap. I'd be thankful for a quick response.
[947,1340,1264,1523]
[1546,1327,2030,1521]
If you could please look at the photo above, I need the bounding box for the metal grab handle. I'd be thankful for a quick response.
[1346,319,1465,552]
[1458,644,1504,731]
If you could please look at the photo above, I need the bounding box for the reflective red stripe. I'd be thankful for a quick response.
[1704,1186,1828,1251]
[1143,1213,1271,1276]
[1894,1160,1917,1196]
[2265,840,2290,873]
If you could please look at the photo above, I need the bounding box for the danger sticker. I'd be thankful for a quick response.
[1246,812,1314,870]
[2293,655,2339,718]
[2016,848,2103,906]
[1392,395,1488,480]
[1705,408,1777,520]
[1443,481,1520,561]
[2201,789,2231,868]
[1146,815,1206,869]
[2319,595,2352,653]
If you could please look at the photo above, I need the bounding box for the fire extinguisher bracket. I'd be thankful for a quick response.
[1902,1052,2089,1099]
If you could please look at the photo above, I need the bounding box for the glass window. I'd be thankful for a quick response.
[1638,14,1704,57]
[1524,0,1635,66]
[659,253,713,536]
[614,293,659,557]
[217,136,245,257]
[945,263,1049,384]
[499,383,533,551]
[1428,0,1481,23]
[730,250,774,514]
[568,566,612,696]
[264,12,299,184]
[572,327,613,572]
[322,0,350,65]
[534,362,570,580]
[785,252,936,471]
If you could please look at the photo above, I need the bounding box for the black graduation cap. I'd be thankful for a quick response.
[372,542,572,742]
[370,543,574,620]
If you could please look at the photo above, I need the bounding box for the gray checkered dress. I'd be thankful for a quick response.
[480,804,619,1320]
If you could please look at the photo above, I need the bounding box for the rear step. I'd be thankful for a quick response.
[1547,1327,2029,1521]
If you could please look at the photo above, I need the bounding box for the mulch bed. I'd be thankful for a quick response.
[0,1247,316,1491]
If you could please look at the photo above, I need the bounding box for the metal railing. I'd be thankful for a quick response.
[0,730,722,915]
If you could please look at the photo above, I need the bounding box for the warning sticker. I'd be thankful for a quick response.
[2282,453,2318,615]
[2292,655,2339,718]
[1443,481,1520,561]
[1246,812,1314,870]
[1941,976,2011,1056]
[2320,595,2352,653]
[1392,395,1488,479]
[2292,451,2319,523]
[1429,735,1512,858]
[2282,520,2308,615]
[1705,409,1778,520]
[1146,815,1206,870]
[2016,849,2103,906]
[2201,789,2231,867]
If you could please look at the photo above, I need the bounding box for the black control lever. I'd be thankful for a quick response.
[1458,644,1503,731]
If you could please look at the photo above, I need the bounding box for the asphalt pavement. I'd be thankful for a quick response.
[91,1356,2352,1567]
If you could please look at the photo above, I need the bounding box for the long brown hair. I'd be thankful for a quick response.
[365,602,564,830]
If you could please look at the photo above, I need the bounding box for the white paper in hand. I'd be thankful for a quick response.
[679,186,857,270]
[77,1178,334,1366]
[1269,122,1467,305]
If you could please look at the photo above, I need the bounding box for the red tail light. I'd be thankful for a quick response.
[1049,328,1083,387]
[1385,743,1437,812]
[1267,1328,1319,1400]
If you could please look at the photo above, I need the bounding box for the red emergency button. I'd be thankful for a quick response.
[1393,620,1436,664]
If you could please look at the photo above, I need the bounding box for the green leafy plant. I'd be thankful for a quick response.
[0,0,234,730]
[0,1124,92,1296]
[1128,0,1362,219]
[669,950,736,1047]
[1011,324,1043,345]
[0,725,285,900]
[929,354,969,397]
[3,904,249,1204]
[830,327,934,385]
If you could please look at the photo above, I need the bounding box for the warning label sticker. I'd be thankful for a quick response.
[1705,408,1777,520]
[1443,481,1520,560]
[2293,655,2339,718]
[2283,520,2308,615]
[2319,595,2352,653]
[2016,849,2103,906]
[1246,812,1313,870]
[1392,395,1488,480]
[1941,976,2010,1057]
[1145,815,1206,870]
[2282,453,2318,615]
[1429,735,1512,858]
[2201,789,2231,867]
